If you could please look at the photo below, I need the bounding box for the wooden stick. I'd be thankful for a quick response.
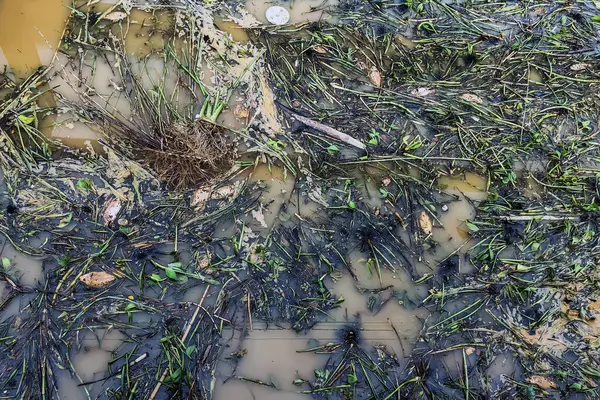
[291,113,366,150]
[149,285,211,400]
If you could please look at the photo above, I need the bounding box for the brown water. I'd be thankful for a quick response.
[0,3,489,399]
[0,0,69,78]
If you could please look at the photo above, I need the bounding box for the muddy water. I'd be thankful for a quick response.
[0,0,68,78]
[214,166,436,399]
[429,172,487,274]
[1,4,491,400]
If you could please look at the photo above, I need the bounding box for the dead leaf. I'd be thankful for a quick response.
[197,256,211,271]
[12,317,22,329]
[103,11,128,22]
[102,198,122,225]
[570,63,590,71]
[418,211,432,234]
[191,188,212,210]
[411,87,436,97]
[527,375,557,390]
[460,93,484,104]
[251,208,268,228]
[313,45,327,54]
[80,271,116,287]
[233,104,249,118]
[213,184,236,199]
[356,61,368,71]
[464,347,476,355]
[369,66,382,87]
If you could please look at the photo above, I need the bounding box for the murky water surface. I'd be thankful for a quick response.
[0,2,491,399]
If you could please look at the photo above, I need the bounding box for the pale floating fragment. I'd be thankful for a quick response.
[570,63,590,71]
[460,93,484,104]
[103,11,128,22]
[266,6,290,25]
[411,87,436,97]
[102,197,122,225]
[369,66,382,87]
[418,211,433,234]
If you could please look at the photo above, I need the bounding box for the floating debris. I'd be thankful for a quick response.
[265,6,290,25]
[79,271,117,287]
[101,197,122,225]
[418,211,433,235]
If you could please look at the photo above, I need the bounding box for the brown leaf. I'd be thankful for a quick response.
[369,66,382,87]
[418,211,432,235]
[460,93,484,104]
[313,45,327,54]
[527,375,557,390]
[80,271,116,287]
[197,256,211,271]
[233,104,249,118]
[356,61,368,71]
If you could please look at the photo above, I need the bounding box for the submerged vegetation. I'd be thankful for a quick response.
[1,0,600,399]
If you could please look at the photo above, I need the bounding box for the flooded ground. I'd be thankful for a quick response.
[2,0,600,399]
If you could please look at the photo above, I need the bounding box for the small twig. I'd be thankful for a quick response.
[498,215,579,221]
[387,319,407,359]
[247,291,253,331]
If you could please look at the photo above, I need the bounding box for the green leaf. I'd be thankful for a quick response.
[531,242,540,251]
[165,267,178,280]
[465,221,479,232]
[76,178,92,191]
[347,200,356,209]
[170,367,183,380]
[150,273,163,282]
[125,303,136,311]
[1,257,10,269]
[58,255,71,267]
[185,345,196,357]
[592,16,600,22]
[347,373,358,384]
[167,262,182,269]
[327,144,339,155]
[18,114,35,125]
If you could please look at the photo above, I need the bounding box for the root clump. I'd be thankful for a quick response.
[142,119,235,190]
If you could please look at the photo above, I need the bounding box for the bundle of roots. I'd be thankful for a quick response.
[142,119,235,190]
